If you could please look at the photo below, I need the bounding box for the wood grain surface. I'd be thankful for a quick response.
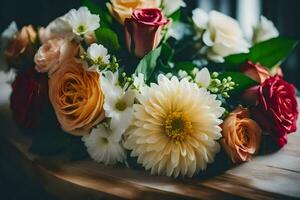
[0,101,300,200]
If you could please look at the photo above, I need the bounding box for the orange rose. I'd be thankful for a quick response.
[5,25,37,69]
[221,106,262,163]
[34,37,79,76]
[49,58,105,135]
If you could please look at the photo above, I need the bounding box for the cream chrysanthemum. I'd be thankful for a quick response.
[124,74,225,177]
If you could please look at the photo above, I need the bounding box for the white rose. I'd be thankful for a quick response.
[202,10,249,63]
[162,0,186,16]
[252,16,279,44]
[39,17,72,43]
[192,8,208,30]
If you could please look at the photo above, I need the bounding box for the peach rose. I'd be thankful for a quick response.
[49,58,105,135]
[5,25,37,69]
[106,0,161,24]
[221,106,262,163]
[34,37,79,76]
[240,61,270,83]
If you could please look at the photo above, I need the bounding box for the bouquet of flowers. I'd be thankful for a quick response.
[0,0,298,178]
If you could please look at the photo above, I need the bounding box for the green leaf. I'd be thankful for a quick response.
[161,43,174,63]
[224,37,298,70]
[169,9,181,21]
[95,27,120,52]
[219,72,258,94]
[173,61,197,72]
[30,130,69,155]
[82,0,100,15]
[135,46,162,81]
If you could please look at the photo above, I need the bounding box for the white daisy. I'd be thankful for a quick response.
[195,67,211,88]
[124,74,225,177]
[64,7,100,36]
[87,43,110,71]
[82,124,126,165]
[101,71,135,132]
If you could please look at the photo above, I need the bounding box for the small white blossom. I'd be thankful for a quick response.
[82,124,126,165]
[64,7,100,36]
[165,72,173,79]
[192,67,199,76]
[87,43,110,71]
[253,16,279,44]
[132,73,145,91]
[178,70,188,79]
[162,0,186,16]
[195,67,211,88]
[101,71,135,132]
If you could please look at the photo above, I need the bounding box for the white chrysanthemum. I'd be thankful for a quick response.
[101,71,135,132]
[124,74,225,177]
[82,124,126,165]
[87,43,110,70]
[195,67,211,88]
[64,7,100,36]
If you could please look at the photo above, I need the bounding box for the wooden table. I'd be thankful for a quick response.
[0,101,300,200]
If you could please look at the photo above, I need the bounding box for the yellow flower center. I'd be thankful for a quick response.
[99,137,109,145]
[115,99,127,111]
[77,24,86,34]
[165,112,192,143]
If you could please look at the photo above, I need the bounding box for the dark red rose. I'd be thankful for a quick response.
[251,76,298,148]
[124,8,169,58]
[10,67,50,129]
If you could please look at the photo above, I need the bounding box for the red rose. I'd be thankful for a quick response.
[124,8,169,58]
[251,76,298,148]
[10,67,50,129]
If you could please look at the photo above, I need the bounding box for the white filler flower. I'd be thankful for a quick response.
[64,7,100,36]
[82,124,126,165]
[195,67,211,88]
[124,74,225,177]
[252,16,279,44]
[87,43,110,70]
[162,0,186,16]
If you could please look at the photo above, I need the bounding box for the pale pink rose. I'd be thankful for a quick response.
[34,38,79,76]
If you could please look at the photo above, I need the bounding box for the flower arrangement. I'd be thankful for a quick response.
[0,0,298,178]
